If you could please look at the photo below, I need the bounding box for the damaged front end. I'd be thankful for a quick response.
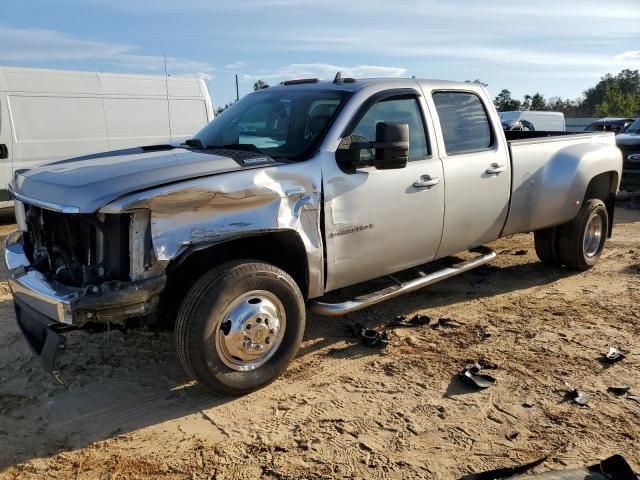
[6,202,165,373]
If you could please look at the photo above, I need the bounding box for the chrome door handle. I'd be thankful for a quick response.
[413,175,440,188]
[486,163,506,175]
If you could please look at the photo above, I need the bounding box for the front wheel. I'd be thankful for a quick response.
[175,261,305,395]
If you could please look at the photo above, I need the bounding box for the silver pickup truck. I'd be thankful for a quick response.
[6,76,622,394]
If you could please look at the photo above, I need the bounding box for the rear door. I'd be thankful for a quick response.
[323,90,445,291]
[427,90,511,257]
[0,93,13,203]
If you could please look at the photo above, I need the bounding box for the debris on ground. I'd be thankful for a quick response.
[564,388,592,406]
[513,249,528,256]
[359,327,389,348]
[607,385,631,396]
[459,361,497,389]
[390,314,431,328]
[460,454,635,480]
[432,317,462,329]
[601,346,626,364]
[475,326,492,341]
[459,453,548,479]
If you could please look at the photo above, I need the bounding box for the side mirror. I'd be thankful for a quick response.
[335,122,409,171]
[373,122,409,170]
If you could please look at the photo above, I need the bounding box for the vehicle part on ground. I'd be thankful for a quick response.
[565,388,592,406]
[390,314,431,328]
[311,247,497,316]
[175,261,305,395]
[602,346,626,364]
[460,454,636,480]
[360,328,389,348]
[432,317,461,329]
[459,362,496,389]
[607,385,631,395]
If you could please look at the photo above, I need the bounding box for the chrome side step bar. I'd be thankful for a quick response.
[310,247,497,316]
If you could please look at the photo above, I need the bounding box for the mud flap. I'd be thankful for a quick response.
[14,297,68,383]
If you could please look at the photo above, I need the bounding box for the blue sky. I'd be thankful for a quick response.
[1,0,638,108]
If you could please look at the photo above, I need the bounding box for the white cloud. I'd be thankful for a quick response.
[242,63,407,80]
[0,25,215,76]
[225,61,248,70]
[615,51,640,60]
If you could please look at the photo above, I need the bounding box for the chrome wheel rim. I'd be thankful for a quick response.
[215,291,286,371]
[583,214,603,258]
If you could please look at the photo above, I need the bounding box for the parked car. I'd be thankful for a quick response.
[0,66,214,209]
[499,111,565,131]
[6,77,622,395]
[584,117,635,134]
[615,118,640,190]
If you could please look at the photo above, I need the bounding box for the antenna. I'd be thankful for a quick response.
[235,74,239,101]
[164,54,173,143]
[333,71,343,83]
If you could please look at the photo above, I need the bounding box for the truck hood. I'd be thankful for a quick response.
[12,146,282,213]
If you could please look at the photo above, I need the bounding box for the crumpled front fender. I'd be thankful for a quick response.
[100,158,324,298]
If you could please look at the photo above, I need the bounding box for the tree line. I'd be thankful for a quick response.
[216,70,640,118]
[490,69,640,117]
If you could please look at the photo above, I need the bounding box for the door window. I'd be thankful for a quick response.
[432,92,493,155]
[349,96,429,162]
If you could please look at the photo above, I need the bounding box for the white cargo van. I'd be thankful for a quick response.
[499,111,565,132]
[0,66,214,208]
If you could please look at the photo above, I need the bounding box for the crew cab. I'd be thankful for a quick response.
[6,76,622,394]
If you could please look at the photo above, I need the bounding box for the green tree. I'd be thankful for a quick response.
[464,79,488,87]
[253,80,269,91]
[581,69,640,116]
[522,94,532,111]
[493,89,521,111]
[594,84,640,117]
[215,102,236,115]
[530,93,546,111]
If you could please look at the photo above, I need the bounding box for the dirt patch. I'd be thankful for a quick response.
[0,210,639,479]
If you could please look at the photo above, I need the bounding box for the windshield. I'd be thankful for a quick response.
[193,89,351,161]
[624,119,640,133]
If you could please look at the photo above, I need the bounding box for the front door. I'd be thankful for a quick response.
[428,90,511,258]
[323,91,445,292]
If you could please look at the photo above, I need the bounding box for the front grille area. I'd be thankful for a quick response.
[22,204,131,287]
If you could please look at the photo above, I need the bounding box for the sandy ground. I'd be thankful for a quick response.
[0,207,639,479]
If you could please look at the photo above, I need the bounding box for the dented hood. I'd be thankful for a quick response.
[12,146,281,213]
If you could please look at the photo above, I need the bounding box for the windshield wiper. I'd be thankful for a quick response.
[206,143,262,153]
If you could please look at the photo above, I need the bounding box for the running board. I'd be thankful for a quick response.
[310,246,497,316]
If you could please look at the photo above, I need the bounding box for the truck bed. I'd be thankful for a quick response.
[501,131,619,236]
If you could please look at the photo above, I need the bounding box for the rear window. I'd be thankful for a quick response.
[432,91,493,155]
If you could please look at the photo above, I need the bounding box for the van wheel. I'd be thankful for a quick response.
[534,227,560,265]
[557,199,608,270]
[175,261,305,395]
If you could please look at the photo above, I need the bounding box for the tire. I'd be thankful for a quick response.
[557,199,608,270]
[534,226,560,266]
[175,260,305,395]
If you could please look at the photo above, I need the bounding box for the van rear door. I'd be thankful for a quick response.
[0,92,13,204]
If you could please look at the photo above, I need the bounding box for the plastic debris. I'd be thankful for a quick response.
[459,454,635,480]
[565,388,592,406]
[432,317,461,329]
[607,385,631,395]
[601,346,626,364]
[390,314,431,328]
[459,362,496,389]
[360,328,389,348]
